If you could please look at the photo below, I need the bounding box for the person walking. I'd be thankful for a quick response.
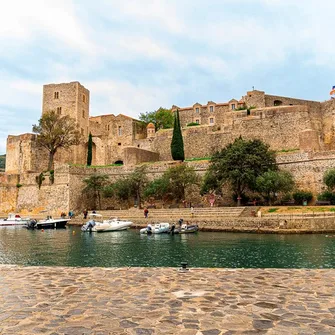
[144,208,149,218]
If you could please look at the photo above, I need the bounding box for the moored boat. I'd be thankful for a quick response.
[140,222,170,234]
[173,224,199,234]
[24,216,69,229]
[81,214,132,232]
[0,213,30,227]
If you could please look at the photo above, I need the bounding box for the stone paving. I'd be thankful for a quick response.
[0,266,334,335]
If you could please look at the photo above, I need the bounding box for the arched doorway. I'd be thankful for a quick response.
[274,100,283,106]
[114,160,124,165]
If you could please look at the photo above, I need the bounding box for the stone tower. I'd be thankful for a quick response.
[146,122,156,138]
[42,82,90,164]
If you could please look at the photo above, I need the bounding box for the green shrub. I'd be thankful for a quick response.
[187,122,200,127]
[36,172,45,189]
[317,191,335,204]
[16,183,22,188]
[268,208,278,213]
[292,190,313,205]
[50,170,54,184]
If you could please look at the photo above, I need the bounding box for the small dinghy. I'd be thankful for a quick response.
[82,213,132,232]
[173,223,199,234]
[140,222,170,234]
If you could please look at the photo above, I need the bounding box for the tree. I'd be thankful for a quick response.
[164,164,198,201]
[171,110,185,161]
[256,170,294,205]
[323,169,335,191]
[202,137,276,206]
[87,132,93,166]
[143,177,170,201]
[83,174,109,209]
[143,164,198,202]
[103,166,148,208]
[32,111,81,170]
[139,107,174,130]
[128,166,148,208]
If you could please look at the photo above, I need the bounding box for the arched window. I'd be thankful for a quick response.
[274,100,283,106]
[114,160,123,165]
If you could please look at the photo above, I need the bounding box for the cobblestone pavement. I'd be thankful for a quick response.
[0,266,334,335]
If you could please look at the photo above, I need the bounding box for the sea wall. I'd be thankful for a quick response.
[130,217,335,233]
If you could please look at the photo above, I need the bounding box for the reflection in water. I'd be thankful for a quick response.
[0,226,334,268]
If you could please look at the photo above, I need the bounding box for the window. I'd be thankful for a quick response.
[118,126,122,136]
[82,110,85,118]
[195,119,200,124]
[83,94,86,103]
[231,104,236,110]
[54,92,59,99]
[56,107,62,114]
[209,118,214,124]
[107,125,110,131]
[118,143,121,146]
[209,106,214,112]
[195,108,199,113]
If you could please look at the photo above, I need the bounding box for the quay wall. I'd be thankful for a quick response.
[3,150,335,213]
[128,217,335,234]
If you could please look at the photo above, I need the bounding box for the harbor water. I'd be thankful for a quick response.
[0,226,334,268]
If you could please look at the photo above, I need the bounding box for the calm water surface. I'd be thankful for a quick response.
[0,227,334,268]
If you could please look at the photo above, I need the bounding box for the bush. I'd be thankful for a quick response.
[317,191,335,205]
[292,191,313,205]
[187,122,200,127]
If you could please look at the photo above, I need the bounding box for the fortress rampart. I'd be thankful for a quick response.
[2,82,335,212]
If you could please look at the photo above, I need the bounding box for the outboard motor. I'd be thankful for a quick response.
[146,224,152,235]
[27,219,37,229]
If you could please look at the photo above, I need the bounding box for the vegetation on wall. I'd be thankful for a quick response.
[171,110,185,161]
[32,110,81,170]
[186,122,200,127]
[87,132,93,166]
[139,107,174,130]
[36,172,45,189]
[0,154,5,170]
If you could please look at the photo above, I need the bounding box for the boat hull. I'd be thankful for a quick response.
[93,222,132,232]
[36,220,68,229]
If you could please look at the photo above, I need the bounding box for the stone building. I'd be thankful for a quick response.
[2,81,335,213]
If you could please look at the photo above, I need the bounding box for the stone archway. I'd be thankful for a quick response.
[114,160,124,165]
[274,100,283,106]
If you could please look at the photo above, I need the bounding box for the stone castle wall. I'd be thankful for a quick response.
[2,150,335,213]
[153,105,320,161]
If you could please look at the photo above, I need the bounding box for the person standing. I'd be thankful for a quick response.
[83,209,88,219]
[144,208,149,218]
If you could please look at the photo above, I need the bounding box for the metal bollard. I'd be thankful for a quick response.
[180,261,189,271]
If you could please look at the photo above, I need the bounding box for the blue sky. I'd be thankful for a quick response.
[1,0,335,154]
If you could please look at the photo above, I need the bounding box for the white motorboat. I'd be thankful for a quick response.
[0,213,30,226]
[82,214,132,232]
[140,222,170,234]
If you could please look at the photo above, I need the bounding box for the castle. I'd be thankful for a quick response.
[5,81,333,174]
[1,81,335,213]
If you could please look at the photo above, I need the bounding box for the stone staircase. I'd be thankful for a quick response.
[75,207,246,221]
[0,207,246,226]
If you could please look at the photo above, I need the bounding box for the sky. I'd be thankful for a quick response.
[1,0,335,154]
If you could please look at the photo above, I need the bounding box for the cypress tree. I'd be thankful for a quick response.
[170,110,185,161]
[87,132,93,166]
